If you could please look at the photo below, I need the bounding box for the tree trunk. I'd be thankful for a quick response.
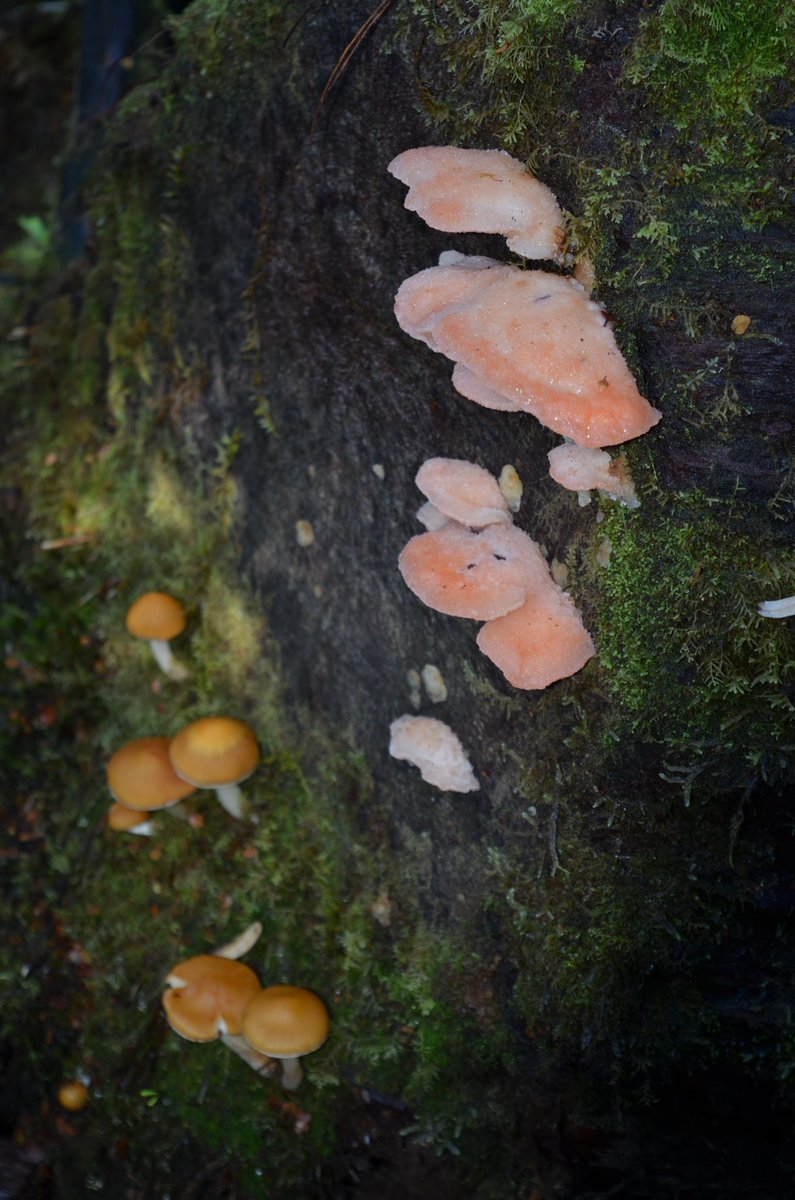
[4,0,794,1195]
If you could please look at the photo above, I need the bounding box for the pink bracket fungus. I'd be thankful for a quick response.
[389,714,480,793]
[395,253,660,448]
[388,145,566,262]
[547,444,640,508]
[398,465,595,690]
[399,523,548,621]
[476,589,595,690]
[415,457,511,528]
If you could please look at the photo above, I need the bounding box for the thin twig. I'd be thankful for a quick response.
[40,533,94,550]
[310,0,397,136]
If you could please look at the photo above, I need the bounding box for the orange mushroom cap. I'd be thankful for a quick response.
[241,985,330,1060]
[125,592,186,641]
[107,801,152,831]
[107,737,197,812]
[57,1081,90,1112]
[168,717,260,789]
[162,955,262,1042]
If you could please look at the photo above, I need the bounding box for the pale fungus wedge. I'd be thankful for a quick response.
[389,714,479,794]
[758,596,795,618]
[389,145,565,261]
[416,500,454,531]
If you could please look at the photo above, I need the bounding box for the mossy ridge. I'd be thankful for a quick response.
[2,385,520,1194]
[1,124,526,1200]
[402,1,791,301]
[482,715,795,1123]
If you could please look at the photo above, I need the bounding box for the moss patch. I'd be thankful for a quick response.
[596,497,795,771]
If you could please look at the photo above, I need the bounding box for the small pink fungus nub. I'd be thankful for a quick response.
[415,457,511,528]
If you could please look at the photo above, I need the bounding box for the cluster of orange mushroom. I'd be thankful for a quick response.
[96,592,331,1097]
[162,930,330,1091]
[106,593,261,831]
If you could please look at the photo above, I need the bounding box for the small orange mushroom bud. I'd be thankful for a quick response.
[57,1081,89,1112]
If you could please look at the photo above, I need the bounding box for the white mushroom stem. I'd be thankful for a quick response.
[148,638,188,680]
[220,1033,275,1076]
[278,1056,303,1091]
[128,820,155,837]
[214,783,246,819]
[758,596,795,618]
[214,921,263,960]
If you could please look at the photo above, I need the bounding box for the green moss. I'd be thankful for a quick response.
[403,0,591,152]
[403,0,791,306]
[597,497,795,769]
[627,0,793,129]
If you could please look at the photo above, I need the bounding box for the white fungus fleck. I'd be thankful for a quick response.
[295,519,315,547]
[596,537,612,569]
[550,558,569,588]
[389,715,479,793]
[406,669,422,710]
[498,465,523,513]
[372,463,385,480]
[421,664,448,703]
